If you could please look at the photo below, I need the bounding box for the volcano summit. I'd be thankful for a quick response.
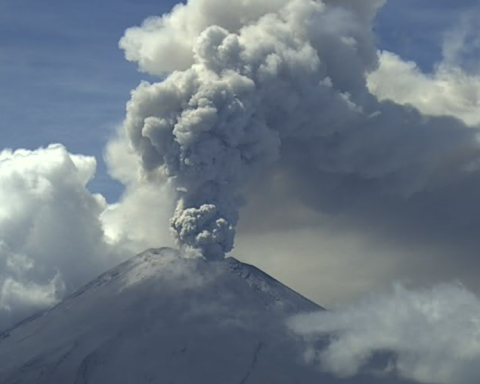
[0,248,412,383]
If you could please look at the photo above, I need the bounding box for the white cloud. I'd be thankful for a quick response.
[0,145,117,328]
[368,9,480,127]
[368,51,480,126]
[0,143,175,331]
[101,128,176,254]
[0,275,61,315]
[289,283,480,384]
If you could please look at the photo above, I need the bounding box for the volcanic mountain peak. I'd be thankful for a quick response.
[0,248,323,384]
[0,248,412,383]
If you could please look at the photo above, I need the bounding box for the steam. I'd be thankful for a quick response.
[120,0,480,259]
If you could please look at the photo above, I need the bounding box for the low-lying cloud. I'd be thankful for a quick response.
[289,283,480,384]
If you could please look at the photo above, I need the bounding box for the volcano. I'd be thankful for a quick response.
[0,248,407,383]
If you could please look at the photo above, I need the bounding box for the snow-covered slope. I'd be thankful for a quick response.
[0,248,408,383]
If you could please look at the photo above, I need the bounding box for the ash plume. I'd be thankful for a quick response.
[120,0,480,260]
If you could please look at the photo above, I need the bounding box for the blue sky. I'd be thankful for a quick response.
[0,0,176,199]
[0,0,476,200]
[375,0,479,70]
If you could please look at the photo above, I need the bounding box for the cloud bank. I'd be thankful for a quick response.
[289,283,480,384]
[0,144,173,331]
[0,145,112,328]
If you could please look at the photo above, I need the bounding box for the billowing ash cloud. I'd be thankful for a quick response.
[120,0,480,260]
[289,283,480,384]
